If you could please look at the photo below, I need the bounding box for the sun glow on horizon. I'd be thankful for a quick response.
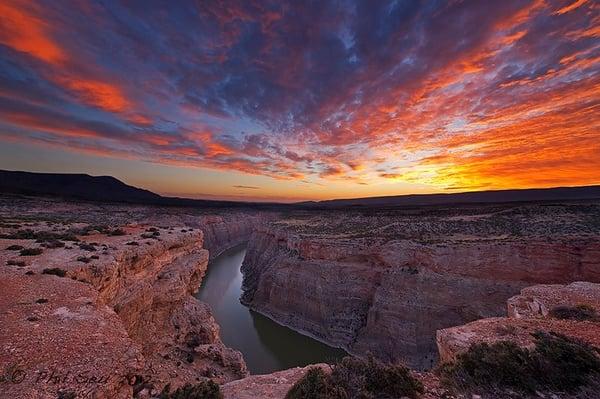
[0,0,598,201]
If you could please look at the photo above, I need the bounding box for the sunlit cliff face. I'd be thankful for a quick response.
[0,0,598,200]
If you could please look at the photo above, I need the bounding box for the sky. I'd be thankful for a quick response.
[0,0,598,202]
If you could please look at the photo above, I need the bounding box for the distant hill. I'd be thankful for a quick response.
[301,185,600,208]
[2,170,599,209]
[0,170,269,208]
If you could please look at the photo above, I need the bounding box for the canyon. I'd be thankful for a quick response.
[241,203,600,369]
[1,195,599,398]
[0,196,268,398]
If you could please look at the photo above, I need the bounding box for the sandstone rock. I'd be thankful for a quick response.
[241,206,600,369]
[507,281,600,319]
[0,272,143,399]
[0,221,252,398]
[436,282,600,363]
[194,214,266,259]
[221,364,328,399]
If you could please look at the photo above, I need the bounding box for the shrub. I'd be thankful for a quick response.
[42,268,67,277]
[109,228,126,236]
[141,233,160,239]
[550,304,597,321]
[0,229,79,242]
[531,331,600,391]
[285,368,334,399]
[286,356,423,399]
[78,243,97,251]
[77,256,91,263]
[159,381,223,399]
[7,260,26,267]
[41,239,65,249]
[439,331,600,395]
[19,248,43,256]
[6,245,24,251]
[71,225,109,236]
[0,229,35,239]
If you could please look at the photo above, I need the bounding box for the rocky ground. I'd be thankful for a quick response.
[0,195,264,398]
[1,195,599,398]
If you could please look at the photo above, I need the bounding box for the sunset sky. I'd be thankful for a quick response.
[0,0,598,202]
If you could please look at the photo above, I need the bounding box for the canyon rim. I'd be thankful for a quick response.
[1,0,599,397]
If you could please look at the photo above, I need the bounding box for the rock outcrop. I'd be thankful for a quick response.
[436,282,600,363]
[242,206,600,369]
[221,364,328,399]
[0,223,247,398]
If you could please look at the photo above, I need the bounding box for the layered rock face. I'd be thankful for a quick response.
[437,282,600,363]
[0,222,247,398]
[74,227,248,387]
[242,204,600,369]
[191,213,266,259]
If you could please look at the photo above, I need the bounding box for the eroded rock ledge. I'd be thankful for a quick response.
[437,281,600,363]
[0,222,249,398]
[241,205,600,369]
[230,281,600,399]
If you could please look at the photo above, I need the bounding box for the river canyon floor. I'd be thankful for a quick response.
[0,194,599,398]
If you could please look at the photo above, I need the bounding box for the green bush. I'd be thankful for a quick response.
[439,331,600,395]
[159,381,223,399]
[550,304,597,321]
[286,356,423,399]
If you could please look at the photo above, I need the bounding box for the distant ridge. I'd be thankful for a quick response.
[0,170,273,208]
[1,170,599,208]
[0,170,163,203]
[301,185,600,208]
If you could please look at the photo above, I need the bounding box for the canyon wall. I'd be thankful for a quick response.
[241,215,600,369]
[191,213,268,259]
[72,228,249,387]
[0,221,251,398]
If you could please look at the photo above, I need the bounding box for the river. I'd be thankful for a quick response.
[196,243,347,374]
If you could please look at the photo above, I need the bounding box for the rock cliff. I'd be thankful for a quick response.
[191,213,265,259]
[241,205,600,369]
[436,281,600,363]
[0,222,248,398]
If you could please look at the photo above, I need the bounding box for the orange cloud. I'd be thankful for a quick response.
[554,0,589,15]
[0,1,148,122]
[188,131,234,157]
[0,1,66,64]
[60,77,131,114]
